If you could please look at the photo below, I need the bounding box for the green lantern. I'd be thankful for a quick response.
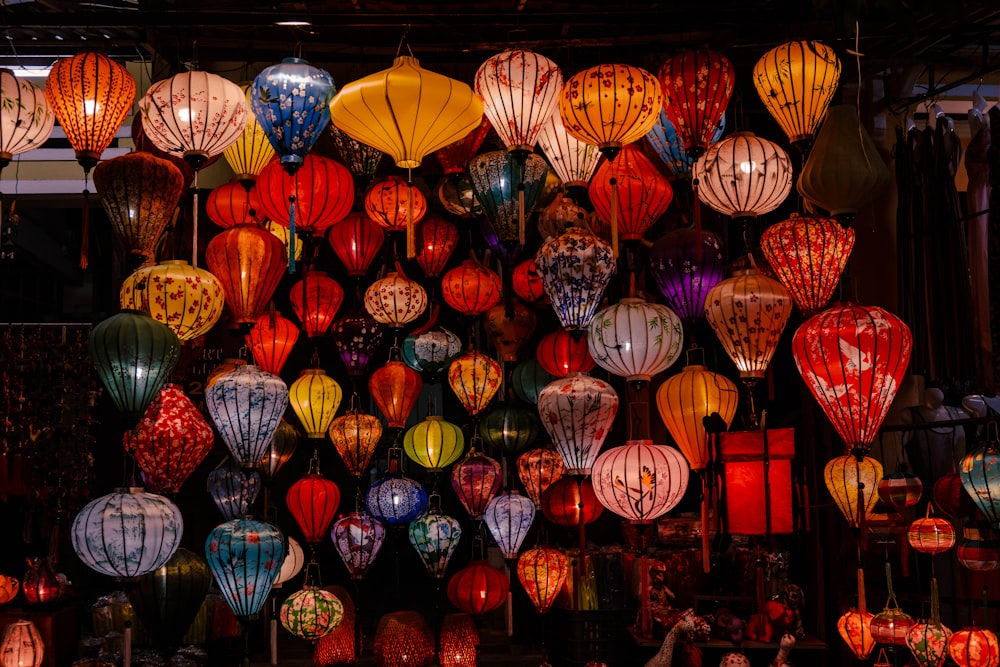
[127,548,212,653]
[280,586,344,640]
[479,402,542,454]
[408,508,462,578]
[511,359,555,405]
[403,416,465,473]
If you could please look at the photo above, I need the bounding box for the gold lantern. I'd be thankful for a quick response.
[824,454,883,528]
[448,352,504,418]
[120,260,226,342]
[403,415,465,473]
[289,369,343,438]
[329,409,383,478]
[656,363,739,471]
[224,84,275,188]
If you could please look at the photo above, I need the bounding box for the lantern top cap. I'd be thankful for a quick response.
[114,486,146,494]
[681,364,709,372]
[160,259,190,266]
[300,368,328,376]
[624,439,655,446]
[728,131,758,138]
[281,57,312,65]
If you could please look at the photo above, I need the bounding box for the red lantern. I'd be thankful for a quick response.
[256,153,354,236]
[451,451,502,520]
[541,477,603,527]
[878,471,923,510]
[436,115,492,175]
[286,469,341,544]
[374,611,436,667]
[719,429,795,535]
[365,175,428,231]
[949,627,1000,667]
[517,547,569,613]
[658,48,735,157]
[513,258,546,305]
[446,561,508,616]
[907,507,956,554]
[22,557,60,606]
[207,179,261,229]
[440,613,479,667]
[416,215,460,278]
[935,472,978,519]
[205,224,286,329]
[588,145,673,242]
[290,271,344,339]
[244,311,299,375]
[441,259,503,317]
[369,361,422,429]
[326,212,385,278]
[536,329,595,378]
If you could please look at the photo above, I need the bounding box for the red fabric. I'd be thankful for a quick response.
[658,49,734,154]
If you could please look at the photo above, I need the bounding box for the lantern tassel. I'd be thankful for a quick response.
[288,196,297,274]
[80,186,90,269]
[192,171,199,268]
[610,177,619,258]
[407,173,416,259]
[931,576,941,625]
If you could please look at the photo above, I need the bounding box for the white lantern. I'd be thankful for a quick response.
[0,620,43,667]
[205,364,289,468]
[274,536,304,588]
[535,227,616,333]
[537,373,619,475]
[591,440,690,523]
[475,50,562,155]
[0,70,55,167]
[536,109,601,188]
[693,131,793,222]
[483,491,536,560]
[587,298,684,385]
[363,270,428,329]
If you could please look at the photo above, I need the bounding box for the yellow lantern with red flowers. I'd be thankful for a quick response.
[120,260,225,342]
[448,352,503,418]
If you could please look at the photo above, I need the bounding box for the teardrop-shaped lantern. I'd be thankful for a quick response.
[512,359,556,405]
[588,145,673,242]
[442,259,504,317]
[327,212,385,278]
[364,175,428,232]
[365,476,428,525]
[290,271,344,339]
[513,258,547,305]
[451,451,503,520]
[207,458,261,520]
[205,364,289,468]
[484,301,537,363]
[448,352,503,418]
[256,153,354,236]
[205,224,286,329]
[224,85,275,187]
[541,477,603,526]
[658,49,734,157]
[468,150,549,246]
[207,179,261,228]
[591,440,691,523]
[259,419,299,482]
[517,547,569,613]
[331,512,386,579]
[656,364,739,471]
[416,215,460,278]
[907,619,953,667]
[287,470,341,543]
[119,260,225,342]
[404,416,465,472]
[538,373,619,476]
[331,310,384,377]
[0,70,54,169]
[536,227,615,333]
[537,329,595,378]
[244,311,300,376]
[402,327,463,378]
[644,109,726,180]
[824,454,883,528]
[760,214,855,314]
[693,132,793,223]
[792,304,912,455]
[960,442,1000,529]
[280,587,343,640]
[447,561,509,616]
[369,361,422,429]
[205,517,286,620]
[587,298,684,385]
[479,403,542,454]
[328,409,382,478]
[517,448,566,507]
[408,510,463,578]
[648,228,726,322]
[483,491,535,560]
[537,109,602,188]
[288,369,342,438]
[364,268,429,329]
[436,114,491,175]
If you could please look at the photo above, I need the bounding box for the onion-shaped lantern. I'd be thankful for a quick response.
[512,359,556,405]
[483,492,535,560]
[448,352,503,418]
[89,309,181,421]
[591,440,690,523]
[479,402,542,454]
[0,575,18,606]
[451,451,502,520]
[693,132,793,224]
[538,373,619,476]
[364,267,428,329]
[327,212,385,278]
[244,311,299,376]
[792,304,912,455]
[484,301,537,362]
[907,618,953,667]
[331,310,384,377]
[517,547,569,613]
[290,272,344,339]
[408,509,463,578]
[204,223,286,329]
[517,448,566,507]
[644,108,726,180]
[259,420,299,482]
[648,228,726,323]
[542,477,603,526]
[256,153,354,237]
[588,145,673,243]
[369,361,422,429]
[280,587,343,640]
[655,363,739,471]
[289,369,342,438]
[538,193,590,241]
[441,260,503,317]
[878,471,923,510]
[207,458,261,520]
[119,260,225,342]
[436,114,491,175]
[223,84,274,187]
[658,49,734,157]
[207,179,261,228]
[536,227,615,333]
[468,150,549,246]
[513,258,547,305]
[365,174,428,232]
[205,364,289,468]
[331,512,386,579]
[287,468,341,544]
[329,410,383,478]
[402,327,463,378]
[416,215,460,278]
[960,442,1000,528]
[537,329,595,378]
[0,70,54,169]
[404,416,465,472]
[447,561,509,616]
[72,488,183,578]
[587,298,684,386]
[536,109,602,188]
[365,475,428,526]
[205,517,286,620]
[0,619,43,667]
[824,454,883,528]
[908,507,956,554]
[949,627,1000,667]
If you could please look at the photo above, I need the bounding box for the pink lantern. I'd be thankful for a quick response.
[591,440,690,523]
[537,373,619,475]
[330,512,386,580]
[451,451,502,520]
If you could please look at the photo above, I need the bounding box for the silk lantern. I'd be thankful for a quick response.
[451,451,502,520]
[512,359,556,405]
[645,109,726,180]
[517,547,569,613]
[369,361,422,429]
[259,420,299,482]
[536,227,616,333]
[119,260,225,342]
[404,416,465,472]
[906,579,953,667]
[871,564,914,646]
[837,567,876,659]
[878,471,923,509]
[364,267,428,329]
[436,114,491,175]
[484,301,537,362]
[0,620,43,667]
[365,175,428,232]
[537,108,602,188]
[587,298,684,386]
[0,576,18,606]
[513,258,546,305]
[441,259,503,317]
[287,467,341,544]
[290,272,344,339]
[207,458,261,520]
[325,124,384,176]
[538,373,619,475]
[542,477,603,527]
[374,611,436,667]
[961,442,1000,528]
[204,223,286,329]
[365,475,428,526]
[205,517,286,620]
[408,509,463,578]
[205,364,289,468]
[958,524,1000,571]
[416,215,459,278]
[479,402,542,454]
[949,627,1000,667]
[448,352,503,418]
[792,304,913,455]
[517,448,566,507]
[447,562,508,616]
[72,488,183,578]
[658,48,734,157]
[331,512,386,579]
[327,212,385,278]
[280,587,343,640]
[224,85,275,187]
[484,492,535,560]
[719,429,795,535]
[440,613,480,667]
[591,440,690,523]
[538,192,590,241]
[402,327,463,378]
[329,410,383,478]
[824,454,883,528]
[207,180,261,228]
[256,153,354,238]
[289,369,342,438]
[468,150,549,246]
[537,329,595,378]
[0,70,54,169]
[588,145,674,243]
[245,311,299,375]
[332,310,384,377]
[655,362,738,471]
[908,507,956,554]
[127,547,212,652]
[275,536,304,587]
[648,228,726,323]
[21,559,59,607]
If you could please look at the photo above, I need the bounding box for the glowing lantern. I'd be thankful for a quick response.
[468,150,549,246]
[588,145,673,242]
[693,132,793,224]
[658,49,734,157]
[408,510,463,578]
[21,559,59,607]
[537,329,595,378]
[325,124,383,176]
[223,85,274,186]
[538,373,619,476]
[872,603,915,647]
[256,153,354,237]
[71,488,183,578]
[513,259,546,305]
[436,114,491,174]
[451,451,502,520]
[908,507,956,554]
[369,361,422,429]
[538,193,589,241]
[792,304,913,455]
[655,364,738,471]
[275,537,304,587]
[332,310,384,377]
[364,268,428,329]
[259,420,299,482]
[824,454,883,528]
[648,228,726,323]
[542,477,603,526]
[517,547,569,613]
[447,562,508,616]
[448,352,503,418]
[280,587,343,640]
[205,364,289,468]
[752,40,841,148]
[404,416,464,472]
[365,475,428,526]
[719,429,795,535]
[205,223,286,329]
[287,468,341,544]
[760,214,855,314]
[536,109,601,188]
[244,311,299,375]
[207,458,261,520]
[949,627,1000,667]
[327,212,385,278]
[205,517,286,620]
[125,384,213,494]
[365,175,428,232]
[512,359,556,405]
[536,228,615,333]
[289,369,342,438]
[416,215,459,278]
[838,591,876,659]
[313,586,358,664]
[119,260,225,342]
[0,70,54,168]
[908,613,953,667]
[587,298,684,385]
[591,440,689,523]
[207,179,261,228]
[479,403,542,454]
[331,512,386,579]
[290,272,344,339]
[0,575,18,606]
[441,260,503,317]
[402,327,463,378]
[517,448,566,507]
[329,410,383,478]
[484,301,536,362]
[374,611,436,667]
[484,492,535,560]
[0,620,43,667]
[644,108,726,180]
[958,524,1000,571]
[440,613,480,667]
[960,442,1000,528]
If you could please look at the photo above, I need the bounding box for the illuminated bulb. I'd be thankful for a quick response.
[178,107,191,123]
[84,99,99,115]
[740,160,757,174]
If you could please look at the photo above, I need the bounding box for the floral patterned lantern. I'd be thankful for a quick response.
[290,272,344,339]
[908,507,957,554]
[824,454,883,528]
[374,611,436,667]
[448,352,503,418]
[72,488,183,578]
[332,310,384,377]
[588,298,684,386]
[479,402,542,454]
[792,304,913,455]
[207,457,261,520]
[907,581,953,667]
[949,627,1000,667]
[207,179,261,228]
[451,451,502,520]
[538,373,619,476]
[125,384,213,494]
[542,477,603,526]
[369,361,422,429]
[536,227,615,333]
[223,84,274,187]
[205,223,286,329]
[0,575,18,606]
[329,410,383,478]
[364,267,428,329]
[468,150,549,246]
[536,109,601,188]
[327,212,385,278]
[364,175,428,232]
[440,613,479,667]
[961,441,1000,528]
[416,215,460,278]
[287,467,341,544]
[404,416,465,472]
[245,311,299,376]
[256,153,354,246]
[837,567,876,659]
[441,260,503,317]
[289,369,342,439]
[537,329,595,378]
[483,491,535,560]
[877,471,924,509]
[366,475,428,526]
[331,512,386,579]
[484,301,537,362]
[0,620,43,667]
[588,145,673,246]
[517,448,566,507]
[436,114,491,174]
[644,108,726,180]
[259,419,298,482]
[205,364,289,468]
[512,359,556,405]
[0,70,54,169]
[119,260,225,343]
[205,517,286,620]
[591,440,690,523]
[513,258,547,305]
[447,562,508,616]
[648,228,726,323]
[518,547,569,613]
[403,327,463,378]
[408,509,463,578]
[658,49,734,157]
[274,536,304,587]
[280,587,343,640]
[325,124,383,176]
[655,363,739,471]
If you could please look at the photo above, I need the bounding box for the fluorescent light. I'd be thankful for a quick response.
[275,19,311,26]
[8,66,52,78]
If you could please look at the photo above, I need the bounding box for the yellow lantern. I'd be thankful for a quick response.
[224,84,276,188]
[403,415,465,473]
[120,260,226,342]
[448,352,503,417]
[655,364,739,471]
[752,40,841,148]
[824,454,883,528]
[289,369,343,438]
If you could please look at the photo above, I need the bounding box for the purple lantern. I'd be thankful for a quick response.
[480,218,528,260]
[330,512,386,579]
[648,228,726,322]
[331,310,385,377]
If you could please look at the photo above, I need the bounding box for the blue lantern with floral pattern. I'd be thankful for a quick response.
[483,491,535,560]
[645,109,725,179]
[205,517,286,621]
[207,458,261,520]
[366,476,427,526]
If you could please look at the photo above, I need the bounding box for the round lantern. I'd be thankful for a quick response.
[958,524,1000,571]
[536,227,616,332]
[89,309,181,420]
[290,272,344,339]
[693,132,793,223]
[436,114,491,175]
[752,40,841,147]
[223,84,274,186]
[824,455,883,528]
[448,352,503,418]
[364,175,428,232]
[205,364,289,468]
[648,228,726,323]
[329,410,383,478]
[204,223,286,329]
[244,310,300,376]
[949,627,1000,667]
[325,123,384,176]
[119,260,225,342]
[404,416,465,472]
[126,547,213,652]
[327,212,385,278]
[483,491,535,560]
[364,268,428,329]
[587,298,684,385]
[542,477,603,526]
[366,475,428,526]
[124,384,213,494]
[281,587,343,640]
[256,152,354,240]
[878,471,923,510]
[440,613,480,667]
[537,329,595,378]
[205,517,286,620]
[961,442,1000,528]
[451,451,503,520]
[588,145,673,242]
[0,575,18,606]
[289,369,343,438]
[332,310,384,377]
[658,48,734,157]
[908,507,956,554]
[0,620,43,667]
[207,457,261,520]
[479,402,542,454]
[656,364,739,471]
[760,214,855,314]
[207,180,261,228]
[536,108,602,188]
[408,510,463,578]
[512,359,556,405]
[513,258,547,305]
[484,302,537,362]
[369,361,422,429]
[274,536,305,587]
[402,327,463,378]
[871,606,915,646]
[0,70,54,168]
[21,558,59,607]
[447,562,508,616]
[792,304,913,455]
[907,619,953,667]
[259,419,299,482]
[591,440,690,523]
[517,448,566,507]
[287,469,341,544]
[415,215,460,278]
[517,547,569,613]
[72,488,183,578]
[538,373,619,476]
[441,260,503,317]
[373,611,436,667]
[644,108,727,180]
[331,512,386,579]
[468,150,549,247]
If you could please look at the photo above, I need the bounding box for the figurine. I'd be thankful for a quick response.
[777,583,805,639]
[644,609,699,667]
[772,634,796,667]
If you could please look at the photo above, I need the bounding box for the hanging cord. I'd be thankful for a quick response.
[191,170,199,267]
[287,173,298,273]
[80,173,91,269]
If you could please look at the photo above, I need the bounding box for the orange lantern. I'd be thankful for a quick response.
[329,409,384,478]
[949,627,1000,667]
[442,259,503,317]
[656,363,739,471]
[374,611,436,667]
[439,613,479,667]
[448,352,503,417]
[517,448,566,508]
[837,566,876,659]
[369,361,422,429]
[536,329,595,378]
[541,477,603,527]
[719,429,795,535]
[517,547,569,613]
[512,258,546,305]
[483,301,536,362]
[290,271,344,339]
[588,144,673,242]
[327,212,385,278]
[205,224,286,330]
[0,574,19,606]
[908,506,956,554]
[207,179,261,229]
[416,215,460,279]
[365,175,428,231]
[447,561,508,616]
[244,311,299,375]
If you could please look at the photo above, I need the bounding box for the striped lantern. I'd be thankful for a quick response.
[364,268,428,329]
[451,451,502,520]
[483,491,536,560]
[907,507,956,554]
[365,476,427,526]
[478,403,542,454]
[327,212,385,278]
[280,587,343,640]
[0,620,43,667]
[223,85,274,186]
[824,454,883,528]
[328,410,383,478]
[404,416,465,472]
[289,271,344,339]
[541,477,603,527]
[119,260,225,342]
[587,298,684,385]
[408,510,463,578]
[415,215,460,278]
[448,352,504,418]
[537,329,595,378]
[693,132,793,223]
[655,363,739,471]
[958,524,1000,571]
[256,153,354,236]
[484,301,537,363]
[591,440,690,523]
[447,561,508,616]
[961,442,1000,528]
[205,517,286,620]
[205,364,289,468]
[286,470,341,544]
[517,547,569,613]
[206,179,261,228]
[538,373,619,476]
[244,311,299,376]
[878,471,923,510]
[364,175,428,232]
[442,260,503,317]
[658,48,734,157]
[288,369,342,438]
[949,627,1000,667]
[517,448,566,507]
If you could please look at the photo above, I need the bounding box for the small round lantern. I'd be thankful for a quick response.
[591,440,690,523]
[511,359,556,405]
[907,507,956,554]
[958,524,1000,571]
[517,547,569,613]
[404,416,465,473]
[441,260,503,317]
[648,228,726,323]
[327,212,385,278]
[542,477,603,527]
[256,153,354,236]
[366,476,428,526]
[364,175,428,231]
[588,144,673,242]
[281,587,344,641]
[587,298,684,386]
[289,369,343,438]
[537,329,595,378]
[290,272,344,339]
[21,558,59,607]
[447,562,508,616]
[693,132,793,224]
[451,451,502,520]
[878,471,923,510]
[517,448,566,507]
[513,258,547,304]
[364,268,428,329]
[331,512,386,580]
[207,457,261,520]
[259,419,299,480]
[871,606,915,646]
[206,179,260,228]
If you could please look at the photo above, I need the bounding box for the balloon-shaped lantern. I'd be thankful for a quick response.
[536,108,601,188]
[331,512,386,579]
[479,402,542,454]
[949,626,1000,667]
[588,145,673,247]
[517,448,566,507]
[644,109,726,180]
[408,508,463,578]
[960,441,1000,529]
[119,260,225,343]
[404,416,465,472]
[538,373,619,475]
[483,492,535,560]
[290,272,344,339]
[205,364,289,468]
[365,175,428,232]
[369,361,422,429]
[364,267,428,329]
[537,329,595,378]
[327,212,385,278]
[648,228,726,323]
[513,258,547,305]
[541,477,603,526]
[517,547,569,613]
[658,48,734,157]
[442,259,504,317]
[587,298,684,386]
[280,587,343,641]
[287,465,341,544]
[329,409,383,479]
[223,85,274,187]
[205,517,286,620]
[204,223,286,329]
[468,150,549,247]
[511,359,556,405]
[448,352,503,418]
[0,69,54,169]
[366,475,428,526]
[207,458,261,520]
[451,451,503,520]
[536,227,615,333]
[244,311,299,376]
[656,363,739,471]
[331,310,384,377]
[591,440,690,523]
[824,454,883,528]
[0,620,43,667]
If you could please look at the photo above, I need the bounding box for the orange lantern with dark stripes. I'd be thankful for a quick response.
[365,175,428,232]
[327,212,385,278]
[205,224,286,329]
[541,477,603,527]
[517,547,569,613]
[442,259,503,317]
[256,153,354,237]
[588,145,673,242]
[207,179,261,229]
[416,215,460,278]
[369,361,422,429]
[245,311,299,375]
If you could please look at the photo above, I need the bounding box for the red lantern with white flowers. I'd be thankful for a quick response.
[658,48,734,157]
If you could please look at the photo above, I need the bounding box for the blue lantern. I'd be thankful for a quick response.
[645,109,726,179]
[207,458,261,520]
[483,491,535,560]
[960,442,1000,528]
[205,517,286,620]
[468,150,548,248]
[366,476,427,525]
[251,58,336,174]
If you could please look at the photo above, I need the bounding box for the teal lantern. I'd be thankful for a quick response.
[89,309,180,421]
[468,150,548,247]
[960,441,1000,528]
[401,327,463,379]
[479,402,542,454]
[408,506,462,578]
[511,359,556,405]
[205,517,286,621]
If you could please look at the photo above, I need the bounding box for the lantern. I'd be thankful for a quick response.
[760,214,855,314]
[289,369,342,438]
[872,605,915,646]
[127,547,213,653]
[440,613,479,667]
[251,57,336,173]
[441,260,503,317]
[332,310,384,377]
[542,477,604,526]
[949,627,1000,667]
[693,132,793,224]
[119,260,225,342]
[517,547,569,613]
[244,311,299,376]
[402,327,463,378]
[484,492,536,560]
[0,69,54,169]
[839,607,877,660]
[281,587,343,640]
[404,416,465,472]
[588,298,684,386]
[92,151,186,267]
[313,586,358,664]
[365,175,428,232]
[588,145,674,242]
[591,440,690,523]
[961,442,1000,528]
[537,193,589,241]
[204,223,286,328]
[538,373,619,476]
[907,618,953,667]
[958,524,1000,571]
[207,358,247,390]
[536,227,616,333]
[878,471,923,509]
[645,109,726,180]
[325,124,384,176]
[329,410,383,478]
[447,562,508,616]
[327,212,385,278]
[517,448,566,507]
[274,536,305,587]
[207,458,261,520]
[908,506,956,554]
[205,364,289,468]
[558,64,662,159]
[366,476,428,526]
[125,384,213,494]
[448,352,503,417]
[20,559,58,607]
[655,364,738,471]
[752,40,841,147]
[536,109,601,188]
[408,510,463,578]
[658,49,734,157]
[451,451,502,520]
[0,576,17,606]
[648,228,726,323]
[287,468,341,544]
[468,150,549,246]
[364,268,428,329]
[0,620,43,667]
[484,301,536,362]
[792,304,913,455]
[205,517,286,620]
[824,454,883,528]
[290,272,344,339]
[719,429,795,534]
[537,329,595,378]
[373,611,436,667]
[369,361,422,429]
[479,403,542,454]
[511,359,556,405]
[513,259,547,305]
[72,488,183,578]
[259,424,298,484]
[223,85,275,186]
[89,309,181,420]
[331,512,386,579]
[207,180,261,228]
[475,49,561,155]
[436,114,491,175]
[256,153,354,237]
[415,215,459,278]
